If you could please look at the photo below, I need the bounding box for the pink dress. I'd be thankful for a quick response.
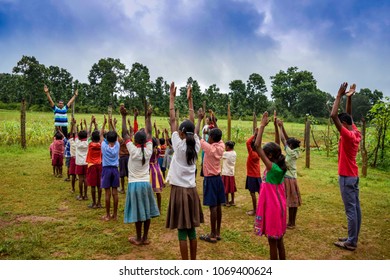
[254,163,287,239]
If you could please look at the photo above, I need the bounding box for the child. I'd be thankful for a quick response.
[75,119,89,201]
[254,111,287,260]
[165,82,204,260]
[245,129,261,216]
[158,135,167,178]
[68,119,77,193]
[199,111,225,243]
[222,141,237,207]
[150,122,165,213]
[64,133,71,181]
[100,115,120,221]
[86,116,102,209]
[121,104,159,245]
[278,120,302,229]
[162,132,173,173]
[52,130,65,178]
[49,139,55,176]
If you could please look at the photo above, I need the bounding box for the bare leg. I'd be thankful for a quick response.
[179,240,189,260]
[230,193,235,205]
[189,238,197,260]
[142,219,151,243]
[78,175,84,199]
[268,238,278,260]
[97,187,102,207]
[209,206,217,238]
[112,187,118,220]
[156,193,162,213]
[71,174,76,192]
[277,238,286,260]
[216,204,222,238]
[91,186,96,206]
[104,188,111,219]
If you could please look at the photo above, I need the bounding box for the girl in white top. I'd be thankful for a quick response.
[121,105,159,246]
[221,141,237,207]
[165,82,204,260]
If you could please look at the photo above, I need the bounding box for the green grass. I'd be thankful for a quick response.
[0,110,389,260]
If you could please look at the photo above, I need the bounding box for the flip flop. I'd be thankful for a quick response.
[246,210,255,216]
[216,236,222,241]
[128,237,142,246]
[101,215,111,222]
[142,239,151,245]
[199,234,217,243]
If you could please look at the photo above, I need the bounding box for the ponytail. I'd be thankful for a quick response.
[185,132,197,165]
[141,146,146,166]
[276,153,287,174]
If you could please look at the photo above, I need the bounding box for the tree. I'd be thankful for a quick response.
[229,80,246,118]
[359,88,383,106]
[246,73,268,115]
[88,58,127,110]
[12,55,47,107]
[123,62,151,115]
[0,73,24,103]
[46,66,74,105]
[150,76,169,116]
[295,90,333,118]
[271,67,317,117]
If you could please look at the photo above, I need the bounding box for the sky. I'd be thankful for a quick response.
[0,0,389,97]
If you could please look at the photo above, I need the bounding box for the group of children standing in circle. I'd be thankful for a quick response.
[47,82,302,260]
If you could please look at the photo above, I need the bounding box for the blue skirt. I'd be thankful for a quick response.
[124,181,160,223]
[203,175,226,207]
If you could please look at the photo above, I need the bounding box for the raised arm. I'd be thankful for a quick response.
[67,89,78,108]
[89,115,95,134]
[83,119,88,136]
[169,82,177,134]
[133,108,139,134]
[187,84,194,123]
[330,82,347,132]
[120,105,131,141]
[70,117,76,138]
[195,108,204,136]
[44,85,55,108]
[100,115,107,142]
[345,83,356,117]
[210,110,218,128]
[277,120,287,147]
[274,110,280,146]
[146,105,153,140]
[254,111,273,171]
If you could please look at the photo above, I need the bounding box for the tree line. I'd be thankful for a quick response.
[0,55,385,122]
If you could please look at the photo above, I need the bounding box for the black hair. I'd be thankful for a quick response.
[106,131,117,143]
[263,142,287,174]
[91,130,100,142]
[251,136,257,151]
[55,132,63,140]
[152,137,158,148]
[179,120,197,165]
[225,140,235,149]
[67,133,71,138]
[159,138,165,145]
[338,113,353,125]
[209,128,222,142]
[78,130,87,139]
[286,137,301,149]
[134,130,147,165]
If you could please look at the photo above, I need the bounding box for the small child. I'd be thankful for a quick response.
[75,119,89,200]
[68,119,77,193]
[86,117,102,209]
[254,111,287,260]
[245,130,261,216]
[158,136,167,178]
[149,135,165,213]
[162,134,173,173]
[121,104,159,245]
[52,131,65,178]
[100,115,120,221]
[64,133,71,181]
[222,141,237,207]
[49,139,55,176]
[278,120,302,229]
[199,112,225,243]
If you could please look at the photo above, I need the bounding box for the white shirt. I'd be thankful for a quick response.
[126,141,153,183]
[75,138,89,166]
[166,131,200,188]
[69,138,76,157]
[221,150,237,176]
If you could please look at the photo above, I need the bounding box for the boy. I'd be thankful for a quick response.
[101,115,120,221]
[75,119,89,200]
[52,130,65,177]
[198,111,225,243]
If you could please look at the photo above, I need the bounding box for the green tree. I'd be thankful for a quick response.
[271,66,317,117]
[12,55,47,107]
[88,58,127,110]
[229,80,246,118]
[246,73,268,115]
[0,73,24,103]
[46,66,74,105]
[150,76,170,116]
[295,90,333,118]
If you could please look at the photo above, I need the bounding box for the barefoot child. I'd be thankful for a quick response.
[278,120,302,229]
[75,119,89,200]
[245,129,261,216]
[222,141,237,207]
[199,111,225,243]
[121,104,159,245]
[100,115,120,221]
[165,82,204,260]
[86,116,102,209]
[254,111,287,260]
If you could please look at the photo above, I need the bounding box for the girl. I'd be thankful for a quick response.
[121,105,160,245]
[165,82,204,260]
[245,129,261,216]
[222,141,237,207]
[254,111,287,260]
[149,128,165,213]
[278,120,302,229]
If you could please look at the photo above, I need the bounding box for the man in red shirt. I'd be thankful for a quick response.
[331,82,362,251]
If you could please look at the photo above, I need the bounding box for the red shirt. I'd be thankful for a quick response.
[246,135,261,177]
[52,139,64,155]
[86,142,102,165]
[159,144,167,158]
[338,124,361,177]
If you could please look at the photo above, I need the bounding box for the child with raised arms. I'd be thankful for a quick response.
[75,119,89,201]
[254,111,287,260]
[165,82,203,259]
[121,104,159,245]
[222,141,237,207]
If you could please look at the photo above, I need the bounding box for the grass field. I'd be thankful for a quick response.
[0,110,389,260]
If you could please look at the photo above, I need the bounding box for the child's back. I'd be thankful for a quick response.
[127,141,153,182]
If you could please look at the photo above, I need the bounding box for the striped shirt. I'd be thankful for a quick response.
[52,105,68,127]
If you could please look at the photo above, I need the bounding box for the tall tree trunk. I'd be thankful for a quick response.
[361,119,368,177]
[227,102,231,140]
[21,98,26,149]
[372,126,382,167]
[252,112,257,134]
[305,119,310,168]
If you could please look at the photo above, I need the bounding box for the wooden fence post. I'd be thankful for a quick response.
[305,119,311,168]
[202,101,206,128]
[227,102,231,140]
[21,98,26,149]
[361,118,368,177]
[252,112,257,134]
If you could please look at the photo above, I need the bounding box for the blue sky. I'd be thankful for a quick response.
[0,0,389,97]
